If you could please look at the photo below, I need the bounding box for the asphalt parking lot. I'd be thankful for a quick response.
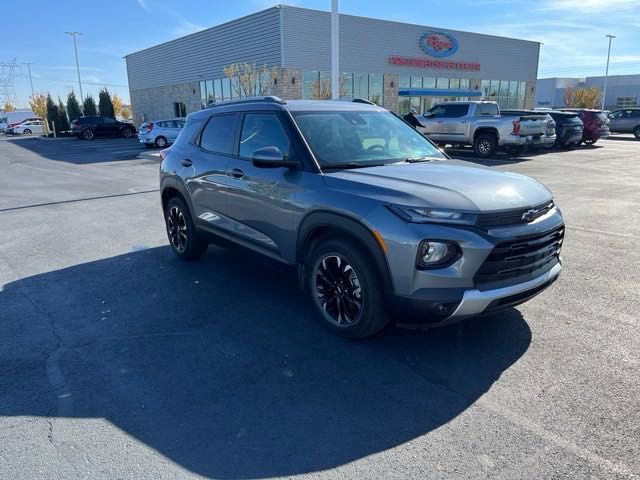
[0,134,638,479]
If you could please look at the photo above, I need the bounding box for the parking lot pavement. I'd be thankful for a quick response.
[0,137,639,479]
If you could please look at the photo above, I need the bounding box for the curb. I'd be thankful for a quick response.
[138,150,162,162]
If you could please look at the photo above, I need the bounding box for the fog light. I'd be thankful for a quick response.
[416,241,459,269]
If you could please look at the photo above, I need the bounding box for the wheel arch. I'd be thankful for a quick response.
[473,127,500,140]
[296,211,394,293]
[160,178,197,221]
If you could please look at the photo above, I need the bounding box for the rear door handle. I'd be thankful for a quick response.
[228,168,245,179]
[181,158,192,167]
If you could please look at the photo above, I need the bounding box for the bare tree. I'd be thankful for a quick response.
[223,63,278,98]
[564,86,576,107]
[311,77,347,100]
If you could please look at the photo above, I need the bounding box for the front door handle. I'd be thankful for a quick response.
[181,158,193,167]
[228,168,245,179]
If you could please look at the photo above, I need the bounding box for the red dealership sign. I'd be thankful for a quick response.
[388,55,480,71]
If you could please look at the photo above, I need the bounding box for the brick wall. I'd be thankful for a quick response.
[383,74,399,113]
[274,68,303,100]
[130,81,201,123]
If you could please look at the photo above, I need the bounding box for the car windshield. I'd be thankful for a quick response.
[291,110,444,168]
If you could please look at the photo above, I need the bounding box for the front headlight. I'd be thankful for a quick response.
[387,205,477,225]
[416,240,460,269]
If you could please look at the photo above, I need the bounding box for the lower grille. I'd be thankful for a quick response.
[474,225,564,286]
[483,277,558,314]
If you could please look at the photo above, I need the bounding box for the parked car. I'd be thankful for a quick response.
[559,109,610,145]
[417,101,555,158]
[70,116,136,140]
[0,110,38,132]
[9,119,44,135]
[138,118,185,148]
[607,108,640,138]
[501,109,558,149]
[160,96,564,338]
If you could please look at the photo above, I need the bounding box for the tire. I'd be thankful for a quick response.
[155,136,168,148]
[306,237,389,338]
[164,196,208,261]
[584,138,597,146]
[122,128,133,138]
[474,133,498,158]
[22,128,32,135]
[82,129,94,140]
[633,127,640,139]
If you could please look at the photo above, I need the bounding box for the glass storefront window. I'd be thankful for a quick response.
[436,77,449,89]
[410,96,421,113]
[214,78,223,102]
[518,81,527,108]
[449,78,460,89]
[369,74,383,105]
[410,76,422,88]
[459,78,469,90]
[423,77,436,88]
[399,75,410,88]
[230,76,240,98]
[489,80,500,98]
[353,73,369,99]
[221,77,231,100]
[206,80,214,105]
[398,97,410,116]
[340,72,353,99]
[200,81,207,108]
[481,80,491,99]
[303,71,319,99]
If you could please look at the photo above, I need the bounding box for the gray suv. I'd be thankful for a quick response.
[160,97,564,338]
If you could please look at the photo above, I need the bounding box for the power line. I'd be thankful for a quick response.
[14,73,128,89]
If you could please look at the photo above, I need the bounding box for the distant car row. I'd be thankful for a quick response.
[408,102,638,158]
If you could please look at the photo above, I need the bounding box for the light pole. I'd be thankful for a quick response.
[330,0,339,100]
[65,31,84,102]
[602,34,615,111]
[23,62,35,99]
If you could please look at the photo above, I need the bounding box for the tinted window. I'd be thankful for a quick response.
[631,110,640,118]
[239,113,293,160]
[476,103,499,116]
[103,117,116,124]
[165,120,179,128]
[199,114,237,154]
[429,104,469,118]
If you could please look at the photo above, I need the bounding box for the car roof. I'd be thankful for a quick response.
[149,117,185,123]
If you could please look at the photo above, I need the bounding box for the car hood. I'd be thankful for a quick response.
[322,161,553,211]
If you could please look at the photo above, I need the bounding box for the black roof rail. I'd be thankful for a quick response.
[352,98,376,105]
[207,96,286,108]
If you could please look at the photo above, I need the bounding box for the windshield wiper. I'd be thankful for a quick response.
[321,162,388,170]
[403,156,436,163]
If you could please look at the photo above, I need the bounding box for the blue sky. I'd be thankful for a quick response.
[2,0,639,108]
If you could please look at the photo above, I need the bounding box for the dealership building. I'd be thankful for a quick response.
[536,74,640,109]
[125,5,541,122]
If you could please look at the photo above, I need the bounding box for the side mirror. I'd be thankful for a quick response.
[251,146,297,168]
[422,112,434,117]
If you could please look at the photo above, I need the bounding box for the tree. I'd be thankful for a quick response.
[29,93,49,134]
[57,98,70,132]
[66,91,83,121]
[120,107,131,120]
[112,93,124,118]
[83,95,97,116]
[311,76,347,100]
[98,88,115,117]
[563,86,576,107]
[46,94,61,132]
[223,63,278,98]
[564,86,601,109]
[2,102,16,112]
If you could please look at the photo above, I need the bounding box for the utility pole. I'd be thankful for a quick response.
[602,34,615,111]
[331,0,339,100]
[65,31,84,102]
[23,62,35,99]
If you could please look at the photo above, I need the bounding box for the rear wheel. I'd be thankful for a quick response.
[155,136,168,148]
[306,237,389,338]
[584,138,597,145]
[474,133,498,158]
[82,129,94,140]
[633,127,640,139]
[164,196,208,260]
[122,128,133,138]
[22,128,32,135]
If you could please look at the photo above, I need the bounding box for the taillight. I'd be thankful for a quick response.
[512,120,521,135]
[159,147,170,161]
[146,123,154,133]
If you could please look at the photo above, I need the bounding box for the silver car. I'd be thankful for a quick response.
[607,108,640,138]
[138,118,185,148]
[159,97,564,338]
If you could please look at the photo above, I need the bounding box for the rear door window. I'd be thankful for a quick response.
[476,103,499,116]
[199,114,238,155]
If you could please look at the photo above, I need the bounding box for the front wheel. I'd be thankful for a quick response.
[474,134,498,158]
[584,138,597,146]
[633,127,640,139]
[164,196,208,260]
[22,128,32,135]
[82,129,94,140]
[122,128,133,138]
[306,238,389,338]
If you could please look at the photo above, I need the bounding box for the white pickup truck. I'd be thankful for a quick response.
[416,101,556,158]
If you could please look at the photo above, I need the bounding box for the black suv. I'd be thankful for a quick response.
[546,111,584,148]
[70,116,136,140]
